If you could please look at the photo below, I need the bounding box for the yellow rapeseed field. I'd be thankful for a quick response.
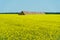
[0,14,60,40]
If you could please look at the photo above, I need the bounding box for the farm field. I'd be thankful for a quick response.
[0,14,60,40]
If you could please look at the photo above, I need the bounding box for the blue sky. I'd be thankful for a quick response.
[0,0,60,12]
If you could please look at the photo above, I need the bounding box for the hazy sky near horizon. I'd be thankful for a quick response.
[0,0,60,12]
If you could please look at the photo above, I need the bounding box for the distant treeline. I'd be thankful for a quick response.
[45,12,60,14]
[0,12,60,14]
[0,12,19,14]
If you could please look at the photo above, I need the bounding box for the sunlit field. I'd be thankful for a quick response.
[0,14,60,40]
